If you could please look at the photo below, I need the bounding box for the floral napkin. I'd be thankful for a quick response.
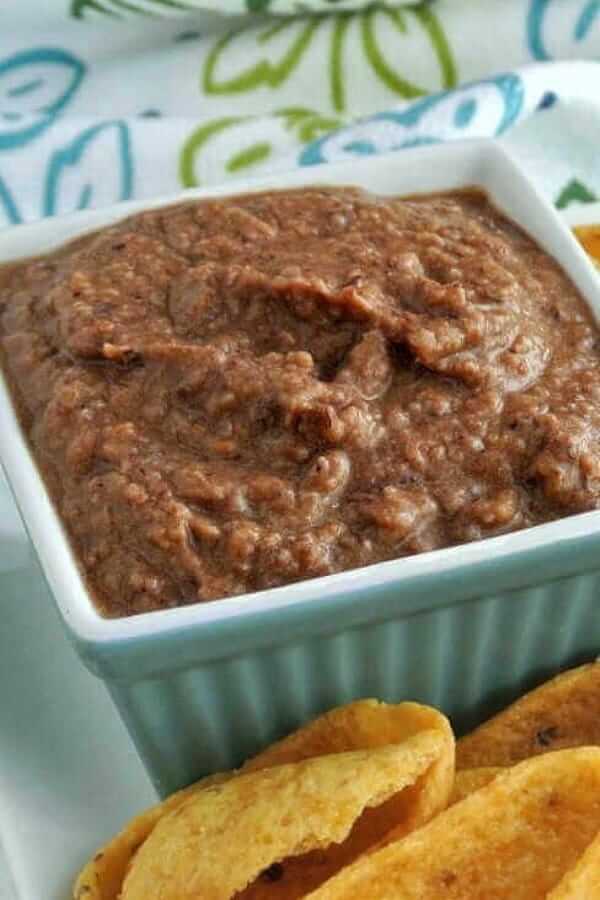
[1,0,599,227]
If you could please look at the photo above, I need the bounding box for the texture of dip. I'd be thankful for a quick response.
[1,187,599,617]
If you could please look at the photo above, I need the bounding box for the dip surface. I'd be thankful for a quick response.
[1,188,599,617]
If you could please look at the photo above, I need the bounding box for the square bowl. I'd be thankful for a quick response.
[2,138,600,796]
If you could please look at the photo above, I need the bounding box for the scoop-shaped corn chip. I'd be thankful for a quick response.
[457,663,600,768]
[449,767,502,805]
[548,830,600,899]
[574,225,600,268]
[241,701,455,852]
[74,701,451,900]
[306,747,600,899]
[121,732,451,900]
[73,772,229,900]
[243,701,448,770]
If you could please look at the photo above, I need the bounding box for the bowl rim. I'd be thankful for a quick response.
[2,137,600,657]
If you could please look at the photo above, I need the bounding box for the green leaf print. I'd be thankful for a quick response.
[245,0,388,7]
[277,106,343,141]
[330,13,353,112]
[202,9,457,113]
[179,107,343,188]
[227,142,272,172]
[179,116,244,188]
[71,0,116,16]
[556,178,598,209]
[71,0,192,17]
[361,6,457,100]
[203,18,324,95]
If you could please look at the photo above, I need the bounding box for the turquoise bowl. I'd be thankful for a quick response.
[2,140,600,796]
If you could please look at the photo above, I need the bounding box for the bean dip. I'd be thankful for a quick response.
[1,188,598,617]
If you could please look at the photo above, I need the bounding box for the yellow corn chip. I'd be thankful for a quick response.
[450,767,502,805]
[574,225,600,268]
[74,701,452,900]
[307,747,600,899]
[72,772,229,900]
[121,733,451,900]
[457,663,600,768]
[242,700,448,770]
[548,829,600,899]
[242,701,455,852]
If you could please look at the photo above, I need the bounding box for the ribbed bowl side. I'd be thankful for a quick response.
[108,572,600,797]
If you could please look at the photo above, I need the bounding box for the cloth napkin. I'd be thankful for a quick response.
[3,0,415,21]
[1,0,599,228]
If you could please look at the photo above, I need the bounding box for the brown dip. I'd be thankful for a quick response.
[1,187,599,617]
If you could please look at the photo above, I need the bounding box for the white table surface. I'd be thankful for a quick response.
[0,474,156,900]
[0,847,16,900]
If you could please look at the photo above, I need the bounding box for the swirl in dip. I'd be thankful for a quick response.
[1,188,599,616]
